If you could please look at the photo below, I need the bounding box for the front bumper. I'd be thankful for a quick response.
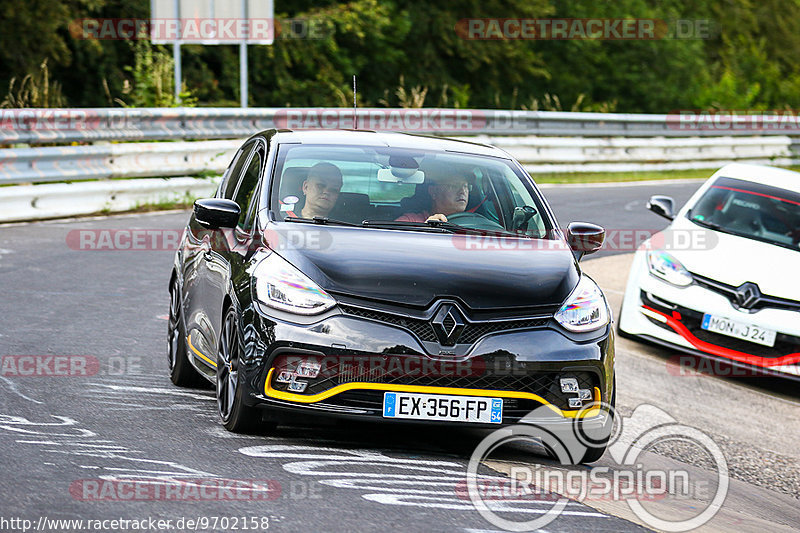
[238,300,615,426]
[620,251,800,378]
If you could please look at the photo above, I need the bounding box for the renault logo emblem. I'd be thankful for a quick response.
[734,282,761,310]
[431,304,466,346]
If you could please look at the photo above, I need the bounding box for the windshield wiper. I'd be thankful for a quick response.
[427,219,528,238]
[359,219,453,233]
[361,219,528,239]
[285,216,358,227]
[689,217,724,231]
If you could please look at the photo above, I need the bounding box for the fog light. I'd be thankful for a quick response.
[560,378,579,393]
[296,361,321,378]
[277,371,294,383]
[287,380,308,393]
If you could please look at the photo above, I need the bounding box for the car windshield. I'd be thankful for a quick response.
[688,176,800,250]
[268,143,552,238]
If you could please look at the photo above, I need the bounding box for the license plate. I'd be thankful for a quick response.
[701,314,777,347]
[382,392,502,424]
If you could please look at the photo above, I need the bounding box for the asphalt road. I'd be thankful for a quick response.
[0,179,797,533]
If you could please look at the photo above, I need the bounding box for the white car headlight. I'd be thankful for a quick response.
[554,276,610,333]
[647,250,693,287]
[253,254,336,315]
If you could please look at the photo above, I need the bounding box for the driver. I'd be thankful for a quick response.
[396,171,473,223]
[299,162,343,219]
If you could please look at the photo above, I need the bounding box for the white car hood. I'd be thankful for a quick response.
[654,216,800,301]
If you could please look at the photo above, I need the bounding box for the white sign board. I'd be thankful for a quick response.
[151,0,274,44]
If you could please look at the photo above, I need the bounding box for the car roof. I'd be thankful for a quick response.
[253,129,510,158]
[712,163,800,192]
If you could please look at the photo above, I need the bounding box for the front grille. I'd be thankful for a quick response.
[692,274,800,312]
[641,291,800,358]
[271,356,598,411]
[458,318,549,344]
[339,304,550,345]
[340,305,438,341]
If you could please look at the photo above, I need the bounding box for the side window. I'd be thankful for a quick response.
[233,147,264,231]
[222,142,255,199]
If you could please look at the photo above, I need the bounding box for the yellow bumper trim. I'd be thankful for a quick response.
[263,368,601,419]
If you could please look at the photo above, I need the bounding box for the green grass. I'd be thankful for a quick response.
[131,191,198,213]
[532,165,800,184]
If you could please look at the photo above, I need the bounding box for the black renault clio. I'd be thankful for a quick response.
[168,129,615,462]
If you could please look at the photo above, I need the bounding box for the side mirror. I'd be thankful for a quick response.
[647,195,675,220]
[194,198,240,229]
[566,221,605,261]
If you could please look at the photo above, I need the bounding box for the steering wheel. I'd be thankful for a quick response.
[445,211,507,231]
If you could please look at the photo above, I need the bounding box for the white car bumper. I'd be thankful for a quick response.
[619,249,800,377]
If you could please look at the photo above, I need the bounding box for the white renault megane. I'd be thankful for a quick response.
[618,163,800,378]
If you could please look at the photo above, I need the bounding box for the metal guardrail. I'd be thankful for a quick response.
[0,140,238,184]
[2,107,799,145]
[478,135,798,173]
[2,135,796,186]
[2,107,799,222]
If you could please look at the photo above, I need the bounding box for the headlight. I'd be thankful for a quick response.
[554,276,610,333]
[647,250,693,287]
[253,254,336,315]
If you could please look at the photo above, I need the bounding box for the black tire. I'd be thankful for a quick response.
[168,279,204,387]
[216,306,262,433]
[577,434,609,464]
[577,382,616,464]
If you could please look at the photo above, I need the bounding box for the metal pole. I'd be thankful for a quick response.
[240,0,248,108]
[173,42,181,104]
[240,42,248,108]
[173,0,181,104]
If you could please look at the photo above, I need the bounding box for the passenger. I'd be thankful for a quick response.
[396,172,472,223]
[300,162,343,218]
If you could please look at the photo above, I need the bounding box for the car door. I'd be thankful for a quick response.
[198,139,267,367]
[182,140,256,370]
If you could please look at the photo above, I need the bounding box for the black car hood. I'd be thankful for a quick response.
[269,225,579,311]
